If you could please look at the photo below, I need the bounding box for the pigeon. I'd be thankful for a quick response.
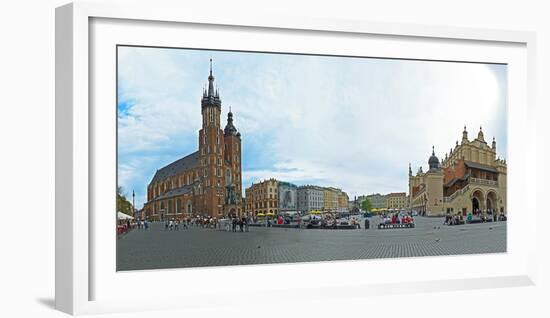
[435,238,440,243]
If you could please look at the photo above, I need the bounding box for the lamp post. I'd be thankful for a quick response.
[132,190,135,219]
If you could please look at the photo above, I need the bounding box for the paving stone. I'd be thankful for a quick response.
[117,217,506,271]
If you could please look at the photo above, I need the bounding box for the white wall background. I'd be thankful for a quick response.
[0,0,548,317]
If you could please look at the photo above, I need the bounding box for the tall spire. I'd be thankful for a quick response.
[201,58,221,109]
[207,58,215,97]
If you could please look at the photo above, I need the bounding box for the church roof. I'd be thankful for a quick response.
[153,183,195,201]
[464,161,498,173]
[150,151,200,184]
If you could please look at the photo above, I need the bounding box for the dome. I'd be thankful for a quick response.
[224,110,238,136]
[428,146,440,171]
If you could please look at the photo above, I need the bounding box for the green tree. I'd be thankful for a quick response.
[361,198,372,212]
[117,186,133,215]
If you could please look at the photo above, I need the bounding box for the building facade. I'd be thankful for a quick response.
[385,192,408,210]
[278,181,298,212]
[409,126,507,217]
[337,191,350,212]
[244,178,279,216]
[143,61,243,220]
[323,187,340,212]
[297,185,325,212]
[365,193,386,209]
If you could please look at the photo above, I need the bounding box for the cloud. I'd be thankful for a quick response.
[117,47,508,207]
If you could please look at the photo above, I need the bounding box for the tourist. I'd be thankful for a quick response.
[165,220,169,230]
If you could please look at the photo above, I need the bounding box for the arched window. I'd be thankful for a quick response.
[225,169,232,185]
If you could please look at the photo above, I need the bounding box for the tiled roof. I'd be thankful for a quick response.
[464,161,498,173]
[150,151,199,184]
[154,183,195,201]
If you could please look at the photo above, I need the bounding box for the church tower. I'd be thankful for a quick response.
[223,107,243,217]
[198,59,225,217]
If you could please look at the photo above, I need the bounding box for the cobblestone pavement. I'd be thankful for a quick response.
[117,217,506,271]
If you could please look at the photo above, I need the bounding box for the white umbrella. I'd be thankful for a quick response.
[117,211,134,220]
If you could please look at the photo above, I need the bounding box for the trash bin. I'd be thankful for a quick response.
[364,219,370,229]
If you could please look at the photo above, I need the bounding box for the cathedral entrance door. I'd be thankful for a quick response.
[472,197,480,215]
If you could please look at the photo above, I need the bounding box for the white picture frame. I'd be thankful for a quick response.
[55,1,537,315]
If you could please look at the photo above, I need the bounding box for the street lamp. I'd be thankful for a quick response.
[132,190,136,219]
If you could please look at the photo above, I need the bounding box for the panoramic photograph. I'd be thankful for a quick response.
[116,45,508,271]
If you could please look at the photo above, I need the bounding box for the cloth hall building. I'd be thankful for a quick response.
[408,126,507,217]
[143,61,243,220]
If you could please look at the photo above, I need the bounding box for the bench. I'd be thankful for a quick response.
[466,219,493,224]
[377,223,415,229]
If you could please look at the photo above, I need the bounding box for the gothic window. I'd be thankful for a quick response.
[225,169,232,185]
[204,168,208,177]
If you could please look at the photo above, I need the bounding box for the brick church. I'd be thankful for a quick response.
[143,60,243,220]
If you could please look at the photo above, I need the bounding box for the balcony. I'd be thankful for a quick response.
[470,177,498,187]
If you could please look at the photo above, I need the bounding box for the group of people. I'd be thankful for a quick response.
[379,213,415,226]
[444,214,464,225]
[135,219,150,230]
[164,218,188,231]
[117,218,150,235]
[229,216,249,232]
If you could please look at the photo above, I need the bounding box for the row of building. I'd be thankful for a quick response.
[139,61,507,221]
[244,179,350,215]
[356,192,409,210]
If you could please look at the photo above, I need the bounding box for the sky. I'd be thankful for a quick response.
[117,46,508,209]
